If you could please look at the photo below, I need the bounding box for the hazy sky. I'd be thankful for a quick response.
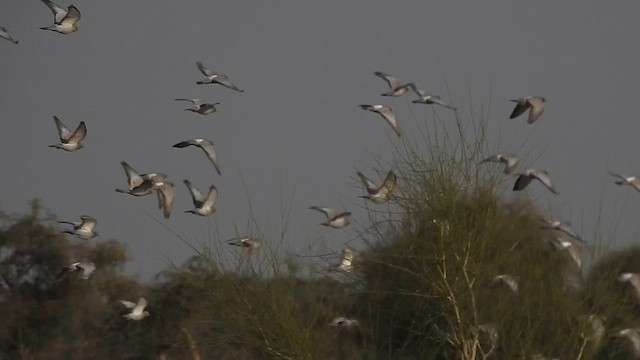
[2,1,640,280]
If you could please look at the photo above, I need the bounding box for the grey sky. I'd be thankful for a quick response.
[2,1,640,280]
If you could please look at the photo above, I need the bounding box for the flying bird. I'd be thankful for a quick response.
[49,116,86,151]
[183,180,218,216]
[173,139,221,175]
[610,172,640,192]
[359,104,401,137]
[309,207,351,229]
[119,297,149,321]
[374,71,414,97]
[153,180,175,219]
[410,85,456,110]
[227,236,261,255]
[195,61,244,92]
[549,237,582,268]
[509,96,546,124]
[59,215,98,240]
[39,0,81,35]
[58,261,95,280]
[479,153,519,174]
[493,274,519,293]
[356,170,397,204]
[540,219,583,242]
[334,247,355,272]
[115,161,167,197]
[174,98,220,115]
[0,27,18,44]
[328,317,360,328]
[513,169,558,194]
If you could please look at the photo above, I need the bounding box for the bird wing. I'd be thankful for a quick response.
[205,186,219,208]
[200,140,221,175]
[77,262,95,278]
[41,0,67,23]
[0,27,17,43]
[119,300,137,309]
[172,140,196,148]
[183,179,205,205]
[215,74,243,92]
[374,71,400,90]
[430,96,456,110]
[501,154,519,174]
[410,84,427,100]
[378,106,401,137]
[53,116,73,141]
[356,171,378,193]
[79,216,97,231]
[120,162,144,189]
[532,170,558,194]
[379,170,397,196]
[526,97,545,123]
[132,297,148,315]
[513,174,533,191]
[67,121,87,144]
[175,98,204,107]
[341,248,354,265]
[60,5,81,26]
[509,99,530,119]
[156,182,174,219]
[196,61,214,77]
[309,206,335,219]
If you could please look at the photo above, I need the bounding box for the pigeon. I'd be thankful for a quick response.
[479,154,519,174]
[359,104,400,137]
[119,297,149,321]
[153,180,175,219]
[115,161,167,197]
[610,172,640,192]
[183,180,218,216]
[174,98,220,115]
[615,328,640,358]
[227,236,261,255]
[195,61,244,92]
[309,207,351,229]
[509,96,546,124]
[540,219,583,242]
[334,247,355,272]
[39,0,81,35]
[493,274,518,293]
[513,169,558,194]
[173,139,221,175]
[58,261,95,280]
[549,237,582,268]
[410,85,456,110]
[328,317,360,328]
[49,116,86,151]
[374,71,414,97]
[356,170,396,204]
[59,215,98,240]
[619,273,640,302]
[0,27,19,44]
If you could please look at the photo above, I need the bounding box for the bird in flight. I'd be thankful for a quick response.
[173,139,221,175]
[153,180,175,219]
[195,61,244,92]
[39,0,81,35]
[49,116,87,152]
[227,236,261,255]
[58,261,95,280]
[115,161,167,197]
[374,71,414,97]
[359,104,401,137]
[174,98,220,115]
[513,169,558,194]
[509,96,546,124]
[479,153,519,174]
[410,85,456,110]
[59,215,98,240]
[183,180,218,216]
[609,172,640,192]
[119,297,149,321]
[356,170,397,204]
[309,207,351,229]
